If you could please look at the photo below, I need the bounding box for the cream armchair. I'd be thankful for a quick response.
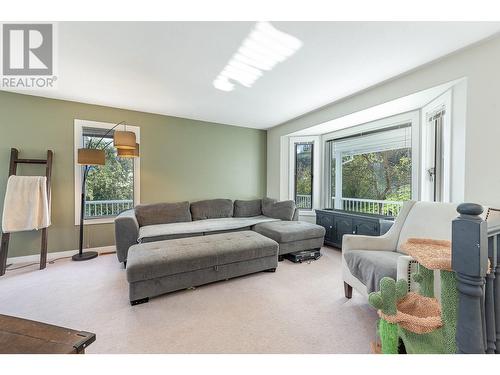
[342,201,459,298]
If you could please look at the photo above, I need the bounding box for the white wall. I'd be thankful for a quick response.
[267,35,500,208]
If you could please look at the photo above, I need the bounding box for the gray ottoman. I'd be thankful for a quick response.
[126,231,278,305]
[253,221,325,259]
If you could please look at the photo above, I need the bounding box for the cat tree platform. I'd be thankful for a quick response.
[401,238,452,271]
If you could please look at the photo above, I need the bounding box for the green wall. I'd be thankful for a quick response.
[0,91,267,258]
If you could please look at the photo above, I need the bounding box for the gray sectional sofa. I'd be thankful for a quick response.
[115,197,325,304]
[115,197,324,265]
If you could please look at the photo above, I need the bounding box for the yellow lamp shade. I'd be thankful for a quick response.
[77,148,105,165]
[117,143,139,158]
[114,130,136,149]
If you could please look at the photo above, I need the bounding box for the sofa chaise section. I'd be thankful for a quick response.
[253,221,325,258]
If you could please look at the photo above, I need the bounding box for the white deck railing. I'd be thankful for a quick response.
[85,199,134,218]
[296,194,312,209]
[332,197,403,216]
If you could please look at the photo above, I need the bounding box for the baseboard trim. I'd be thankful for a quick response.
[7,245,116,264]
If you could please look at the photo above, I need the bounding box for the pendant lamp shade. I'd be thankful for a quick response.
[117,143,140,158]
[114,130,136,149]
[77,148,105,165]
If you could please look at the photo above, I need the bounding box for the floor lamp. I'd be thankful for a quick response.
[73,122,138,261]
[74,149,105,261]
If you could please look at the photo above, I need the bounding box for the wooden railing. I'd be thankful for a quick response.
[452,203,499,353]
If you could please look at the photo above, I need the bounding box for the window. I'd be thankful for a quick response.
[294,142,313,209]
[421,89,452,203]
[74,120,140,224]
[325,116,417,217]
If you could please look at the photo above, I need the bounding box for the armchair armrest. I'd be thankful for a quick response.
[342,231,398,253]
[114,209,139,263]
[342,200,416,253]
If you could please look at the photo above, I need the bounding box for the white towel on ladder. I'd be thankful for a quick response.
[1,176,51,233]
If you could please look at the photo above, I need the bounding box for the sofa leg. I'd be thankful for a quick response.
[264,268,276,273]
[278,255,284,262]
[344,282,353,299]
[131,297,149,306]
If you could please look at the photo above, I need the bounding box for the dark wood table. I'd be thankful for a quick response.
[0,314,96,354]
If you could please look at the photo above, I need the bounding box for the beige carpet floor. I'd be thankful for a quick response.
[0,246,377,353]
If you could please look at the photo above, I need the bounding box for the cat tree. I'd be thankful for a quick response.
[369,238,459,354]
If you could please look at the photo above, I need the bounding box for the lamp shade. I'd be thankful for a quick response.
[117,143,140,158]
[114,130,136,149]
[78,148,105,165]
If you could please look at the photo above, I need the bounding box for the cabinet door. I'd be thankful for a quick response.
[316,213,334,242]
[353,218,379,236]
[334,216,353,247]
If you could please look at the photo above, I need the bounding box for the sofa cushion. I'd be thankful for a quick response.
[253,221,325,243]
[127,231,278,283]
[190,199,233,220]
[262,197,295,221]
[134,201,191,227]
[343,250,401,293]
[234,199,262,217]
[137,216,279,242]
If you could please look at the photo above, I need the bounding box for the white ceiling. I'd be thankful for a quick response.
[290,80,461,136]
[4,22,500,129]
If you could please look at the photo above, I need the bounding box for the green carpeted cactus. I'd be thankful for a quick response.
[369,277,408,354]
[412,265,434,297]
[370,266,459,354]
[369,277,408,315]
[439,270,458,353]
[398,269,458,354]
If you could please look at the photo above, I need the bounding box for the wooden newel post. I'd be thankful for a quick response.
[495,233,500,353]
[452,202,488,354]
[486,234,497,353]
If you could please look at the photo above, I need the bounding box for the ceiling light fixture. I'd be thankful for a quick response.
[213,22,302,92]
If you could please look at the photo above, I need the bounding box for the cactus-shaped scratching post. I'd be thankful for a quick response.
[369,277,408,354]
[413,264,434,298]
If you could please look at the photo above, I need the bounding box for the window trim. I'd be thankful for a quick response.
[288,136,321,214]
[74,119,140,225]
[421,90,452,202]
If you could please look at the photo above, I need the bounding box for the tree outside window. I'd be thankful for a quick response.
[294,143,313,209]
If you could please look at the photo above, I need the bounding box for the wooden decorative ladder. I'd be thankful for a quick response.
[0,148,53,276]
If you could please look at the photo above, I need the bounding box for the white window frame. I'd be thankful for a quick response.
[420,90,452,202]
[322,111,420,207]
[288,136,321,215]
[74,119,140,225]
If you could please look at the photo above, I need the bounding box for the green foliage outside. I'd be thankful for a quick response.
[84,137,134,202]
[295,144,313,208]
[330,148,412,215]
